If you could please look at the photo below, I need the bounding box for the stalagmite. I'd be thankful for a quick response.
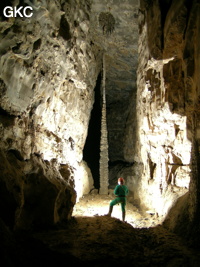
[99,54,109,194]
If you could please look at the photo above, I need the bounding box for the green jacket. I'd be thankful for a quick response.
[114,185,129,197]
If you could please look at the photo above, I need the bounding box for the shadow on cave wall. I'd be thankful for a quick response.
[83,73,102,189]
[0,149,76,232]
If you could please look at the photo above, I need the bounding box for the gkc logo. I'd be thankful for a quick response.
[3,6,33,18]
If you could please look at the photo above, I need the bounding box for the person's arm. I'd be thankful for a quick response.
[125,186,129,196]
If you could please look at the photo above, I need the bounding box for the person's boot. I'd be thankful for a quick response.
[122,211,126,222]
[107,205,113,217]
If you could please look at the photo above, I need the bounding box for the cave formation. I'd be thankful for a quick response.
[0,0,200,265]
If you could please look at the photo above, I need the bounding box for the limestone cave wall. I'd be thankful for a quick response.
[135,0,200,243]
[0,0,101,229]
[0,0,200,247]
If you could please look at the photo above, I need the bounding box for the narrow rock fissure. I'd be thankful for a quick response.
[83,73,102,189]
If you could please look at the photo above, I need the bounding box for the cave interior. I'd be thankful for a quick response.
[0,0,200,265]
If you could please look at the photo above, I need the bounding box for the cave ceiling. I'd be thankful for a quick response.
[90,0,139,104]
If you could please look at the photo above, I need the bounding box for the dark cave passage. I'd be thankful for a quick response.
[83,73,102,189]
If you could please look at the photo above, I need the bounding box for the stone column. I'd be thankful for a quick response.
[99,54,109,194]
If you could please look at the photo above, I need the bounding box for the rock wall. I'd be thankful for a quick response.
[0,0,101,229]
[136,0,200,241]
[1,0,200,245]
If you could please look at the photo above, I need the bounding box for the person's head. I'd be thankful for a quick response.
[118,177,125,185]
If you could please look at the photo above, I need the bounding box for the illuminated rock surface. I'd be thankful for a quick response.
[0,0,100,229]
[0,0,200,265]
[134,0,200,240]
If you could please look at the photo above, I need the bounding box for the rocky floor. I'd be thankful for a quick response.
[29,194,200,266]
[73,193,163,228]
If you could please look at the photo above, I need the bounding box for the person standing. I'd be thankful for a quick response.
[107,177,129,221]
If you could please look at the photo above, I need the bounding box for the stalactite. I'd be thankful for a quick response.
[99,54,109,194]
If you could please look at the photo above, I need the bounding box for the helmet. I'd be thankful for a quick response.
[118,177,125,185]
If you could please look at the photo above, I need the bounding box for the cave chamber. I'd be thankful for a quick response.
[0,1,200,265]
